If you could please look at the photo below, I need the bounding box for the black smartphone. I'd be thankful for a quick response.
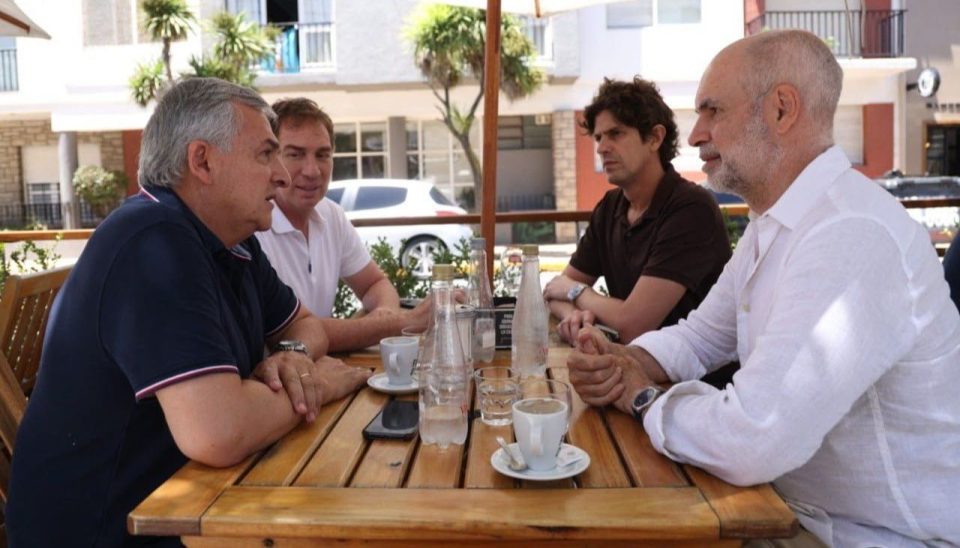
[363,399,419,440]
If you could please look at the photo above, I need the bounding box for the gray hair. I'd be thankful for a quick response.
[138,77,276,189]
[742,30,843,138]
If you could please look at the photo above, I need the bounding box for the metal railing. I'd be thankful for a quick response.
[259,21,334,74]
[8,196,955,241]
[746,10,905,58]
[0,201,102,230]
[0,49,18,92]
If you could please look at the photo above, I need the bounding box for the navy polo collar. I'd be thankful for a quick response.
[138,186,252,262]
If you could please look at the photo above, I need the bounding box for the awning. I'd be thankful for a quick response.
[0,0,50,39]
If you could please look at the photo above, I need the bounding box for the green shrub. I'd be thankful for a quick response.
[73,166,129,218]
[0,236,62,293]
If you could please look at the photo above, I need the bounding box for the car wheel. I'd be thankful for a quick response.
[400,236,446,280]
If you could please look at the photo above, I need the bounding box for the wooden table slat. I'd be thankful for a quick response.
[184,538,739,548]
[605,409,689,487]
[684,465,798,539]
[349,437,418,488]
[200,486,719,541]
[240,394,353,486]
[548,366,632,488]
[293,389,387,487]
[461,418,516,489]
[128,455,257,537]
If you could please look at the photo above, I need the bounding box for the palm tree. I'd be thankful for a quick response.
[141,0,196,83]
[210,11,274,86]
[407,5,544,208]
[129,59,165,107]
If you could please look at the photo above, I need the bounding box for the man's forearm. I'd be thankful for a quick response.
[320,314,402,352]
[158,373,302,468]
[360,278,400,311]
[279,314,330,359]
[548,298,578,320]
[624,345,671,384]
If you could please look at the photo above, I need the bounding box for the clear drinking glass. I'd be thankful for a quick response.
[474,366,520,426]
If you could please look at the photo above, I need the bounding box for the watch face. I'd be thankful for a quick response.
[634,387,657,407]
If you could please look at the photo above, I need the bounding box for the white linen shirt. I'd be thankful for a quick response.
[633,146,960,547]
[256,198,371,317]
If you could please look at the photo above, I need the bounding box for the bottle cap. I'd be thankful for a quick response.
[432,264,456,281]
[470,237,486,250]
[519,244,539,256]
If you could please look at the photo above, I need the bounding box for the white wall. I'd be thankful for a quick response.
[5,0,204,105]
[576,1,742,84]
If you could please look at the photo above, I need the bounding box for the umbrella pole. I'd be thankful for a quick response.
[481,0,501,285]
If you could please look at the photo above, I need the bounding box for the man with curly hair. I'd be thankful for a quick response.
[544,77,731,345]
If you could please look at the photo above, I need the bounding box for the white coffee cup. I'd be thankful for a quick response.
[379,336,418,385]
[512,397,569,471]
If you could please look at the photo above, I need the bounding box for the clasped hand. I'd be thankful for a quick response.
[567,325,654,415]
[253,352,371,422]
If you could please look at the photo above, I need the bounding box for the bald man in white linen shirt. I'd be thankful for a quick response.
[567,30,960,548]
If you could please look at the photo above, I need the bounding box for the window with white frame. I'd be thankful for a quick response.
[332,122,388,180]
[82,0,157,46]
[606,0,701,28]
[516,15,554,61]
[405,120,481,207]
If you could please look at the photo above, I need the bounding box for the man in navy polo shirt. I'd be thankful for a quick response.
[6,78,371,547]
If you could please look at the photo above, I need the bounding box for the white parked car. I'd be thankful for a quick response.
[327,179,474,278]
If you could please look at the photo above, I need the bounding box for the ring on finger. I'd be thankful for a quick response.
[300,373,311,379]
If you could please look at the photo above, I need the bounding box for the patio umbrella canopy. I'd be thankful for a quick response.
[426,0,632,278]
[0,0,50,38]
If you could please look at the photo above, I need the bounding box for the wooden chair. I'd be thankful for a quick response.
[0,352,26,505]
[0,351,27,545]
[0,266,72,396]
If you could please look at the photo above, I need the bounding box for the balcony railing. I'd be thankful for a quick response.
[746,10,905,58]
[259,21,334,74]
[0,49,18,92]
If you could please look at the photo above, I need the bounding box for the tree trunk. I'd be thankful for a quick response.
[162,39,174,83]
[453,130,483,212]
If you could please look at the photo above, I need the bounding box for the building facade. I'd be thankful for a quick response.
[0,0,929,238]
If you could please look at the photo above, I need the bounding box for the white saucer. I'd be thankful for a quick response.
[367,372,419,394]
[490,443,590,481]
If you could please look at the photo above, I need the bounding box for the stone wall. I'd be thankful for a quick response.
[552,110,578,243]
[0,118,125,204]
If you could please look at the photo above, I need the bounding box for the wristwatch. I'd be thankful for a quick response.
[630,386,664,421]
[567,282,587,303]
[276,340,309,356]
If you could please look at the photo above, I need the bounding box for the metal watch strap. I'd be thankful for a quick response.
[567,283,587,303]
[277,340,309,356]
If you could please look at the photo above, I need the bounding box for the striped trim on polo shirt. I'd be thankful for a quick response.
[266,299,301,338]
[135,364,240,400]
[139,186,160,202]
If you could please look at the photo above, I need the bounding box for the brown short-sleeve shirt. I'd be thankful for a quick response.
[569,168,731,328]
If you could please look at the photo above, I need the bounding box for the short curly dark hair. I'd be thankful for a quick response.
[579,77,679,170]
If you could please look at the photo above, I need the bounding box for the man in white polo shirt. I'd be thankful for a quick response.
[257,98,430,351]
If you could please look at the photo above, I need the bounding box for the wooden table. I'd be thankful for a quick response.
[129,347,797,547]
